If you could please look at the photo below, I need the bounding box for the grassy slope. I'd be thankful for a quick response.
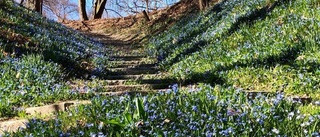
[148,0,320,96]
[0,2,108,117]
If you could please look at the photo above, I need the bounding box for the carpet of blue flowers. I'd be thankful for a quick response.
[2,0,320,136]
[148,0,320,96]
[0,2,108,117]
[4,84,320,136]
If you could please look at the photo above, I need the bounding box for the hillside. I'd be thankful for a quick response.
[63,0,201,43]
[2,0,320,136]
[0,1,108,117]
[148,0,320,97]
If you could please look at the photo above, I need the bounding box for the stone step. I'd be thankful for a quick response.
[0,100,91,134]
[109,60,146,65]
[107,50,147,56]
[107,68,159,75]
[109,56,147,61]
[25,100,91,115]
[109,66,157,71]
[109,52,148,57]
[98,89,169,96]
[109,63,156,68]
[105,74,163,80]
[103,84,169,92]
[105,79,172,85]
[0,119,28,134]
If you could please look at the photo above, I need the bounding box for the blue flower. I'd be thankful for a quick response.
[172,83,178,94]
[192,106,198,112]
[78,131,84,136]
[206,131,213,137]
[86,123,94,128]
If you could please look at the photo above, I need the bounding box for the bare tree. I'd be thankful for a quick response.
[43,0,77,22]
[93,0,108,19]
[144,0,149,13]
[113,0,166,15]
[78,0,88,20]
[26,0,43,13]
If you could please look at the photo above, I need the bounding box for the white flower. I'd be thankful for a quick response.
[288,112,294,120]
[272,128,279,134]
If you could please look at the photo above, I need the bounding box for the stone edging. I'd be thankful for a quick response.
[0,100,91,135]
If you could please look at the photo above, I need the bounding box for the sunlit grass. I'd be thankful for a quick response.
[148,0,320,96]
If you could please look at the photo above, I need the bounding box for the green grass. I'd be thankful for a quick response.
[2,0,320,136]
[5,85,320,136]
[148,0,320,96]
[0,2,109,117]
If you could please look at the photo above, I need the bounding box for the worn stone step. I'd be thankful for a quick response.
[109,60,156,65]
[98,89,169,96]
[0,100,91,134]
[25,100,91,115]
[110,60,144,65]
[104,84,169,92]
[106,79,172,85]
[109,63,156,68]
[107,68,159,75]
[109,56,147,61]
[105,74,163,80]
[109,52,148,57]
[110,66,157,71]
[107,49,147,56]
[0,119,28,134]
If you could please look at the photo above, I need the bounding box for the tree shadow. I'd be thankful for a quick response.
[156,1,226,57]
[0,19,95,79]
[227,0,291,35]
[163,0,288,68]
[185,37,306,86]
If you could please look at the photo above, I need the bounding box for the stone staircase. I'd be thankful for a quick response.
[0,31,316,135]
[101,40,172,94]
[0,32,174,134]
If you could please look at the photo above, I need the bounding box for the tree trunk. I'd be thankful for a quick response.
[142,10,150,22]
[26,0,42,13]
[78,0,88,21]
[93,0,107,19]
[198,0,209,11]
[20,0,24,5]
[35,0,42,14]
[145,0,149,13]
[26,0,35,10]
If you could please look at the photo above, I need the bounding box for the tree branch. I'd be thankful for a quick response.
[104,8,123,17]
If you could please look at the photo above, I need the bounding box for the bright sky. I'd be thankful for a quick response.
[14,0,179,21]
[69,0,178,20]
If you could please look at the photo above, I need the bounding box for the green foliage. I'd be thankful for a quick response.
[5,85,320,136]
[148,0,320,95]
[0,3,109,117]
[0,54,73,117]
[1,0,320,135]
